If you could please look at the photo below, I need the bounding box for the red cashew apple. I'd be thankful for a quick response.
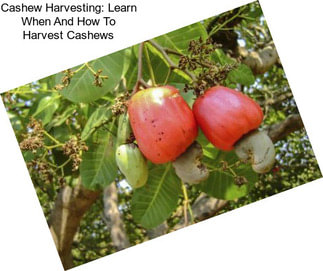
[193,86,275,173]
[193,86,263,151]
[128,86,198,164]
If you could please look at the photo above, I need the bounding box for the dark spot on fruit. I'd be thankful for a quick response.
[159,138,162,141]
[158,153,161,156]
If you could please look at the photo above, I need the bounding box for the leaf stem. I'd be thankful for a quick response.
[45,143,64,150]
[163,68,172,85]
[228,167,237,177]
[181,181,194,225]
[85,63,97,74]
[57,157,72,169]
[46,160,58,168]
[74,63,87,73]
[84,63,108,79]
[43,130,62,145]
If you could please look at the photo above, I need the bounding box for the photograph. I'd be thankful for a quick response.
[1,1,321,270]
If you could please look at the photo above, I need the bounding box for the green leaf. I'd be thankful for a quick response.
[227,64,255,86]
[7,112,22,131]
[48,105,76,128]
[246,4,263,19]
[58,49,126,103]
[51,125,70,143]
[154,22,208,54]
[120,47,133,78]
[180,89,196,108]
[277,110,286,120]
[80,129,118,190]
[196,131,221,160]
[196,131,258,199]
[39,75,57,90]
[123,46,139,90]
[131,163,181,229]
[22,150,36,163]
[81,107,112,141]
[199,162,258,200]
[143,43,191,85]
[33,94,60,125]
[212,49,235,65]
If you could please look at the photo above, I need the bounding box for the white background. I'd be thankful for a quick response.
[0,0,322,270]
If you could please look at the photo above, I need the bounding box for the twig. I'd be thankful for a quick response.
[43,130,61,145]
[259,92,293,107]
[148,40,197,81]
[165,48,183,56]
[181,182,194,225]
[132,42,149,95]
[85,63,108,79]
[266,114,304,143]
[73,63,86,73]
[208,6,247,37]
[163,68,172,85]
[45,143,64,149]
[139,78,151,88]
[166,47,219,71]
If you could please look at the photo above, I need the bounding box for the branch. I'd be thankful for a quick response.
[49,180,100,270]
[266,114,304,143]
[147,222,169,239]
[173,193,228,231]
[239,41,279,74]
[102,183,130,251]
[165,48,182,56]
[191,194,228,221]
[132,43,150,95]
[132,42,144,95]
[259,92,293,107]
[208,6,247,37]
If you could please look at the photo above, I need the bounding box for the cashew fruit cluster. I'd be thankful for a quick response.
[193,86,275,173]
[115,84,275,188]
